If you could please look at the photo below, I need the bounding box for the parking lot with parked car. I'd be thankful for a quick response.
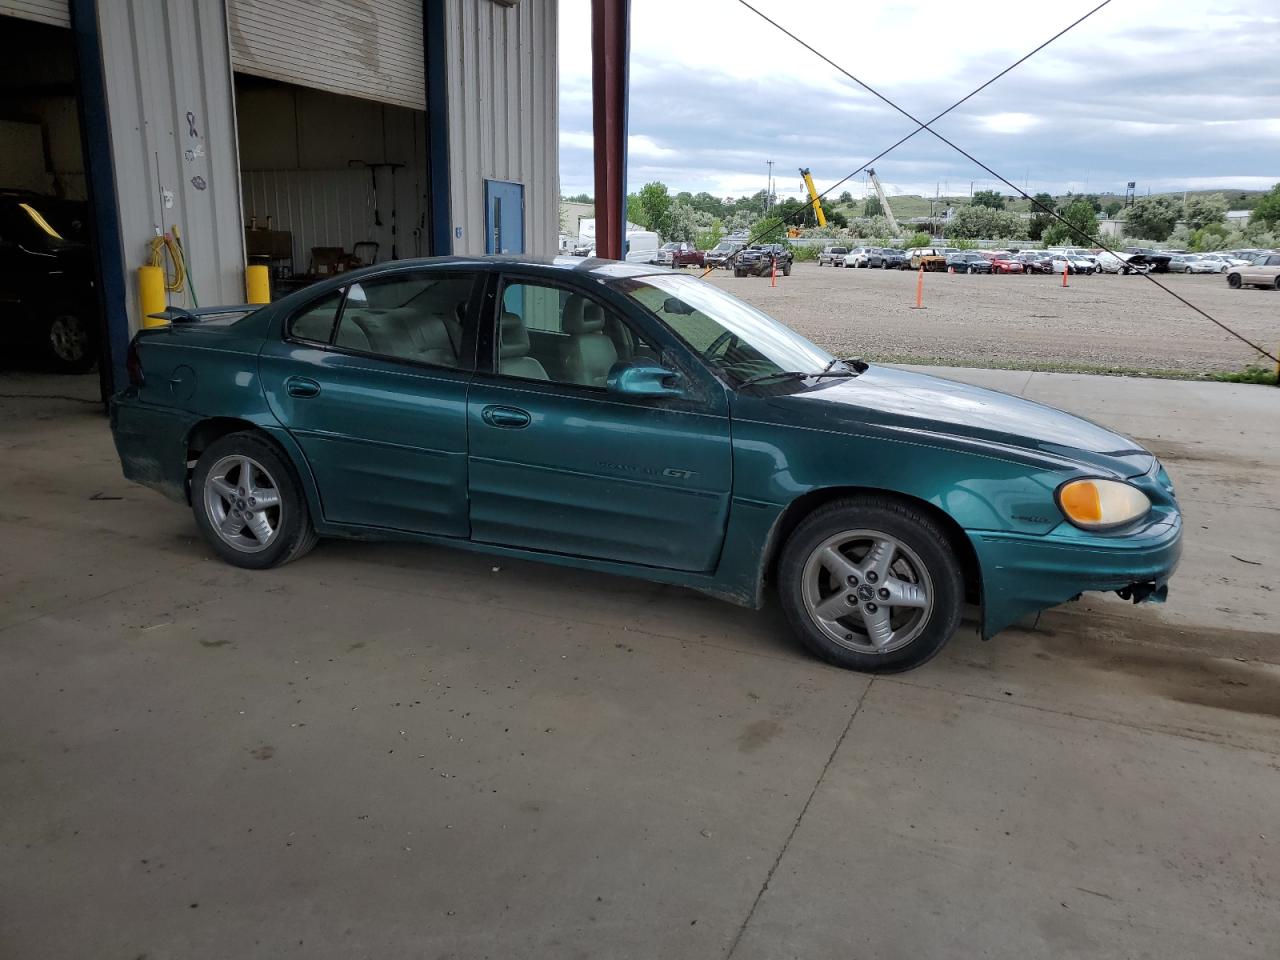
[709,261,1278,375]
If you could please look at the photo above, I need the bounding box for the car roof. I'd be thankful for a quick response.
[319,254,674,282]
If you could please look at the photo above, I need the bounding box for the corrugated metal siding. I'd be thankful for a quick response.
[0,0,69,28]
[96,0,244,331]
[241,165,428,267]
[443,0,557,256]
[228,0,425,110]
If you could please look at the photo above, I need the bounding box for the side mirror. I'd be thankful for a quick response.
[606,359,684,398]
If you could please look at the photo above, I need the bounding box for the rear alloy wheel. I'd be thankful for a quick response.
[1274,277,1280,291]
[192,432,317,569]
[779,497,964,672]
[1227,273,1241,288]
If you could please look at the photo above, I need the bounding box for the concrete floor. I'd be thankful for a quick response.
[1,367,1278,959]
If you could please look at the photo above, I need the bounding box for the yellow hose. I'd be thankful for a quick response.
[148,231,187,293]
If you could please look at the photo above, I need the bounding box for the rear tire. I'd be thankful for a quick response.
[42,307,98,374]
[778,497,965,673]
[783,262,791,277]
[191,432,318,570]
[1273,277,1280,290]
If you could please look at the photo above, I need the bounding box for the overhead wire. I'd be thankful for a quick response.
[701,0,1114,280]
[721,0,1277,364]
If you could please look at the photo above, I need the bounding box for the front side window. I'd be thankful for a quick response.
[614,273,831,386]
[497,280,658,388]
[332,272,476,368]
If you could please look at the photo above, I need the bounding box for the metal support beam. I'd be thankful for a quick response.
[591,0,629,261]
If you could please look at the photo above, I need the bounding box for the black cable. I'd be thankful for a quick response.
[703,0,1113,279]
[734,0,1278,364]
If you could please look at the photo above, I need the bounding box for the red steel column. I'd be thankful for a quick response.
[591,0,629,261]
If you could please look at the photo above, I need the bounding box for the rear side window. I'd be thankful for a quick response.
[334,273,477,368]
[289,291,343,343]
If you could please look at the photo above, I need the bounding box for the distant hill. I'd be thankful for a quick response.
[821,188,1270,219]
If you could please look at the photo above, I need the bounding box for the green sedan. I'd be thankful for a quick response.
[111,256,1181,672]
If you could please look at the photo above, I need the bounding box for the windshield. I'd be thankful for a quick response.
[612,273,832,385]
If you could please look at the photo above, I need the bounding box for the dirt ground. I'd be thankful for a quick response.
[705,263,1279,375]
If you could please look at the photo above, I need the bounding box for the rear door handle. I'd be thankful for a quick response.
[480,404,531,429]
[286,377,321,399]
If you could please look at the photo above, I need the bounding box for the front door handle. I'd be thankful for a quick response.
[480,404,531,429]
[286,377,321,399]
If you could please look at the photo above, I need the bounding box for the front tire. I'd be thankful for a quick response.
[1227,273,1241,288]
[192,432,318,570]
[778,497,964,672]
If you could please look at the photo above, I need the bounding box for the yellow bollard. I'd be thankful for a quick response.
[138,265,168,327]
[245,264,271,305]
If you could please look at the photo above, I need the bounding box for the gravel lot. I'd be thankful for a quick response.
[705,263,1278,375]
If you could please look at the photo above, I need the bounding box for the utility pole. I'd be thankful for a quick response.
[765,160,774,215]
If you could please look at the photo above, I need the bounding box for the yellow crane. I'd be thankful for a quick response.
[799,168,827,227]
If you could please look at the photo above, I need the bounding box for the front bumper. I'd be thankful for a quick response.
[968,508,1183,638]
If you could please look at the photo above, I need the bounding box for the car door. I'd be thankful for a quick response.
[258,268,481,536]
[465,273,733,572]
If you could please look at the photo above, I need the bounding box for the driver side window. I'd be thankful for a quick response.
[496,281,658,388]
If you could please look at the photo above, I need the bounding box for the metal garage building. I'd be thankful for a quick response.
[0,0,558,393]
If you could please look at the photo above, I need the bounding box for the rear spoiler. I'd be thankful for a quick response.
[147,304,261,324]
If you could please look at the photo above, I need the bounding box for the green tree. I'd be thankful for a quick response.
[825,207,849,229]
[972,189,1005,209]
[948,205,1028,240]
[907,230,932,248]
[1102,200,1124,218]
[1248,183,1280,229]
[1124,195,1182,241]
[630,181,673,237]
[1042,198,1099,246]
[752,216,787,243]
[694,218,725,251]
[1027,192,1055,240]
[838,191,854,205]
[1183,193,1227,230]
[862,196,883,217]
[562,193,593,204]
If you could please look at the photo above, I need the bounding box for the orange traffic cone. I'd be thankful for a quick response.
[1062,263,1069,287]
[770,257,777,287]
[911,266,926,309]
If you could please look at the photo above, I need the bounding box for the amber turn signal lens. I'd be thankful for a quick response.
[1060,480,1102,523]
[1057,479,1151,530]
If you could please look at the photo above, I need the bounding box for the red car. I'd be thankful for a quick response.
[988,254,1024,274]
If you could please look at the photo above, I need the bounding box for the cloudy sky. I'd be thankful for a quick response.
[557,0,1280,204]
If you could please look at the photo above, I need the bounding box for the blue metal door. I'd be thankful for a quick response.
[485,180,524,255]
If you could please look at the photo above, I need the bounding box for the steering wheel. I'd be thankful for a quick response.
[703,330,740,360]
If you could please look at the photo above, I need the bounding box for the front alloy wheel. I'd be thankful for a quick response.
[779,497,964,672]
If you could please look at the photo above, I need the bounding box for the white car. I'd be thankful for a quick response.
[1195,253,1249,272]
[844,246,875,268]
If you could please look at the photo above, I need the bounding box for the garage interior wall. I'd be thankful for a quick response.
[443,0,558,256]
[236,78,429,270]
[94,0,245,332]
[0,16,84,199]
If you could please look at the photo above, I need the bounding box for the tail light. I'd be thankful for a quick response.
[126,336,145,387]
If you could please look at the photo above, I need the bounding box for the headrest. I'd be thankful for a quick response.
[562,295,605,334]
[499,311,530,358]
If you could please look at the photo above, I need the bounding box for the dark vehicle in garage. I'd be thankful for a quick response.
[111,255,1181,673]
[0,190,98,373]
[734,244,792,277]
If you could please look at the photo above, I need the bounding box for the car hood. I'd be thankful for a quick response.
[761,365,1154,477]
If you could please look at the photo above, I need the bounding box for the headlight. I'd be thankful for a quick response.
[1056,478,1151,530]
